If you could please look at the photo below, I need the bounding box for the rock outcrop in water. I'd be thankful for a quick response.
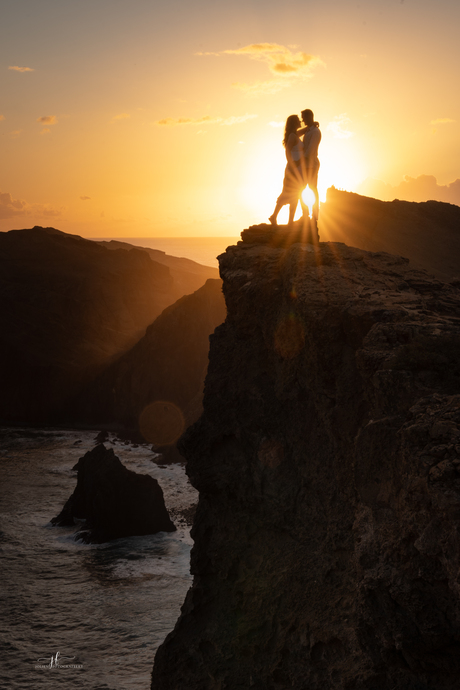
[151,226,460,690]
[52,443,175,543]
[0,226,217,424]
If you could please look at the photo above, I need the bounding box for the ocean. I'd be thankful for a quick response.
[91,237,240,268]
[0,427,197,689]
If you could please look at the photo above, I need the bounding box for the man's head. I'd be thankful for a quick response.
[301,109,314,126]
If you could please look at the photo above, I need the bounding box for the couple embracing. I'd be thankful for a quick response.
[269,108,321,237]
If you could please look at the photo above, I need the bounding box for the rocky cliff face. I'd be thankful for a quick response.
[151,228,460,689]
[0,227,217,424]
[320,188,460,283]
[73,278,226,441]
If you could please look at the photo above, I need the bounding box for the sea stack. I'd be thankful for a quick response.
[151,226,460,689]
[52,444,176,543]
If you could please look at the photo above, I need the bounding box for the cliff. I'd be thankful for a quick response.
[72,278,226,442]
[320,188,460,283]
[97,238,219,296]
[151,227,460,689]
[0,227,217,424]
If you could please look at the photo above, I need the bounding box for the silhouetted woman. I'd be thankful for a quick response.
[269,114,304,226]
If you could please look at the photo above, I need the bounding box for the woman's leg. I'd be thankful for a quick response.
[269,198,284,225]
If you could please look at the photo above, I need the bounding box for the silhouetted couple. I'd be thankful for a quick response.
[269,109,321,238]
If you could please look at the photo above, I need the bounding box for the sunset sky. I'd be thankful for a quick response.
[1,0,459,237]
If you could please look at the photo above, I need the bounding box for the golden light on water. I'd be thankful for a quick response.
[139,401,185,446]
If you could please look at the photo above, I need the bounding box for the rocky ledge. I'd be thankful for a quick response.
[151,227,460,689]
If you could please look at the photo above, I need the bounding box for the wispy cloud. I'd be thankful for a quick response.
[203,43,324,94]
[37,115,58,125]
[0,115,5,122]
[430,118,455,125]
[156,113,257,126]
[80,196,91,201]
[111,113,130,122]
[0,190,63,220]
[221,114,258,126]
[8,65,35,72]
[327,114,355,139]
[268,121,284,128]
[9,130,22,139]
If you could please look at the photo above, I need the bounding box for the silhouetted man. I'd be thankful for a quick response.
[299,109,321,239]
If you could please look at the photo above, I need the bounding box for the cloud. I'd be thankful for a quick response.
[80,196,91,201]
[9,130,22,139]
[0,115,5,122]
[156,113,257,126]
[37,115,58,125]
[157,115,222,126]
[358,174,460,206]
[111,113,130,122]
[268,121,284,128]
[0,191,26,219]
[217,43,324,94]
[430,118,455,125]
[8,65,34,72]
[221,114,258,126]
[0,190,63,221]
[327,114,355,139]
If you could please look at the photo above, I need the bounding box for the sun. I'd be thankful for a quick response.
[237,133,367,224]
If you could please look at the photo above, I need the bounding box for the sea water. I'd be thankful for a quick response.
[0,428,197,689]
[92,237,239,268]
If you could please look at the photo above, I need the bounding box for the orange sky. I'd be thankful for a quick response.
[1,0,459,237]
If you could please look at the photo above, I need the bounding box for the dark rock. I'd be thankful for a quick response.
[151,233,460,689]
[153,444,186,465]
[320,187,460,282]
[95,430,109,444]
[52,444,175,543]
[73,278,226,441]
[97,238,219,296]
[0,226,217,424]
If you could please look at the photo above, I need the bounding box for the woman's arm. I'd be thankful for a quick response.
[285,132,298,164]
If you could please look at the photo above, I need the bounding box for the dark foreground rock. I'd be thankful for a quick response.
[52,444,175,543]
[151,231,460,689]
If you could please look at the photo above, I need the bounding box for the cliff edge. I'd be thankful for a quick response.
[151,227,460,690]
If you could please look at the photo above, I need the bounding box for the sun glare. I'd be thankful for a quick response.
[238,134,367,225]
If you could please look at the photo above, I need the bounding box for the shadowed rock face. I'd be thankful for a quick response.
[0,227,217,424]
[52,443,175,543]
[72,278,226,438]
[151,229,460,689]
[320,187,460,283]
[97,238,219,296]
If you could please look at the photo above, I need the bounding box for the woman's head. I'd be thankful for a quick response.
[283,114,300,146]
